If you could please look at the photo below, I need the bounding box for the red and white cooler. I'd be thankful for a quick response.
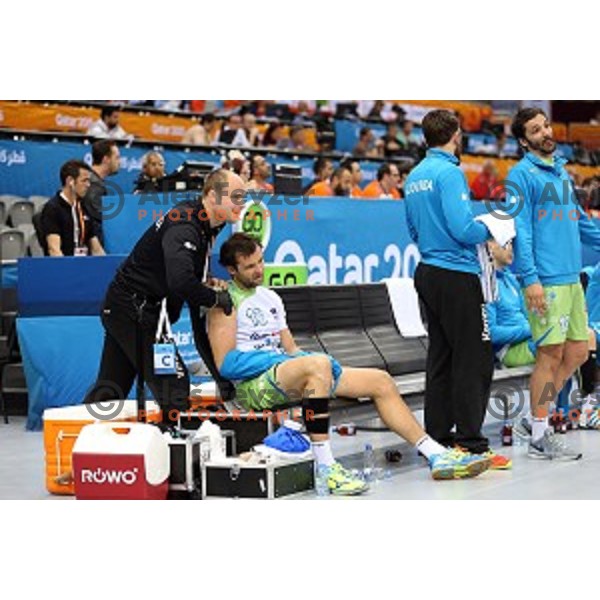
[72,422,170,500]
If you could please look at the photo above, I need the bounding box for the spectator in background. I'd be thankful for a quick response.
[219,114,250,146]
[242,113,261,146]
[331,167,353,197]
[82,139,121,244]
[470,160,500,200]
[133,151,166,193]
[225,150,250,184]
[381,122,404,158]
[361,163,401,199]
[353,127,383,158]
[357,100,396,122]
[262,123,288,149]
[247,155,273,192]
[287,126,310,151]
[397,120,420,148]
[87,106,129,140]
[396,164,411,199]
[181,119,208,145]
[309,167,352,197]
[304,157,334,194]
[496,131,509,157]
[40,160,105,257]
[154,101,183,111]
[341,158,363,198]
[291,100,316,126]
[203,114,221,145]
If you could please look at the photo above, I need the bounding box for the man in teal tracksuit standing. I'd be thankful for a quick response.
[405,109,505,466]
[507,107,600,459]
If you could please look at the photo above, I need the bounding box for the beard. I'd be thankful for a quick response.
[453,139,462,160]
[527,136,556,156]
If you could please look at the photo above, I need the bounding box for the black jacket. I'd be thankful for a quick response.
[113,199,222,312]
[110,198,233,398]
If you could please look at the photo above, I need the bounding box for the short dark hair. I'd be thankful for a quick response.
[219,232,262,269]
[421,109,460,148]
[377,162,395,181]
[100,106,119,120]
[511,107,547,143]
[313,156,332,176]
[340,158,359,172]
[359,127,371,138]
[331,167,349,181]
[202,168,229,198]
[92,140,117,165]
[60,160,90,186]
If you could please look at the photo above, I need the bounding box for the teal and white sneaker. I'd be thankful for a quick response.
[428,448,491,480]
[528,429,583,460]
[324,462,369,496]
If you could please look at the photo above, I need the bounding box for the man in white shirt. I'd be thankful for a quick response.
[87,106,129,140]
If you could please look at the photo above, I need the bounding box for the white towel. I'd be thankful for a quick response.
[477,243,498,303]
[384,278,427,338]
[474,211,516,248]
[474,210,515,303]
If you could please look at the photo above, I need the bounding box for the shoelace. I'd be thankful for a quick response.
[545,431,569,454]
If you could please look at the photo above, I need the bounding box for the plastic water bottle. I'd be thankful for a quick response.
[363,443,376,483]
[314,463,329,497]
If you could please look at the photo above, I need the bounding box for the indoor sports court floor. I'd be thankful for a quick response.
[2,399,600,500]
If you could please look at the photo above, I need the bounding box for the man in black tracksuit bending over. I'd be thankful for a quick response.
[84,169,245,424]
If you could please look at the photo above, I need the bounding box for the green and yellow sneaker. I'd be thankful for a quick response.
[324,462,369,496]
[428,448,490,480]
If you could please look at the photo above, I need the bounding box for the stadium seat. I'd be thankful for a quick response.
[310,285,386,369]
[16,223,35,239]
[0,229,26,261]
[27,232,44,257]
[8,201,34,228]
[0,363,27,424]
[28,195,50,214]
[357,283,427,376]
[276,286,325,354]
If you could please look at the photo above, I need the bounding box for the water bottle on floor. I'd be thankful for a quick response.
[363,443,376,483]
[314,463,329,497]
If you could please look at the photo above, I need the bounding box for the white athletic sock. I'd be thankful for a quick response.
[532,417,549,442]
[415,435,448,459]
[311,441,335,466]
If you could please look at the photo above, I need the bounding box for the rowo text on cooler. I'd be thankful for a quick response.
[80,467,139,485]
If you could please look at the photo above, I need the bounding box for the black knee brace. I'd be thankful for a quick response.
[579,351,597,396]
[302,396,330,434]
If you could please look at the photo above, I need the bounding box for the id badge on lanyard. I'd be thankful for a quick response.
[153,300,177,375]
[73,202,88,256]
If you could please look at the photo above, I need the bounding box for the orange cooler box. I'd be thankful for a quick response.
[43,400,160,495]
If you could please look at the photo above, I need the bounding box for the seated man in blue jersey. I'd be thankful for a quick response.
[207,233,491,496]
[486,240,541,368]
